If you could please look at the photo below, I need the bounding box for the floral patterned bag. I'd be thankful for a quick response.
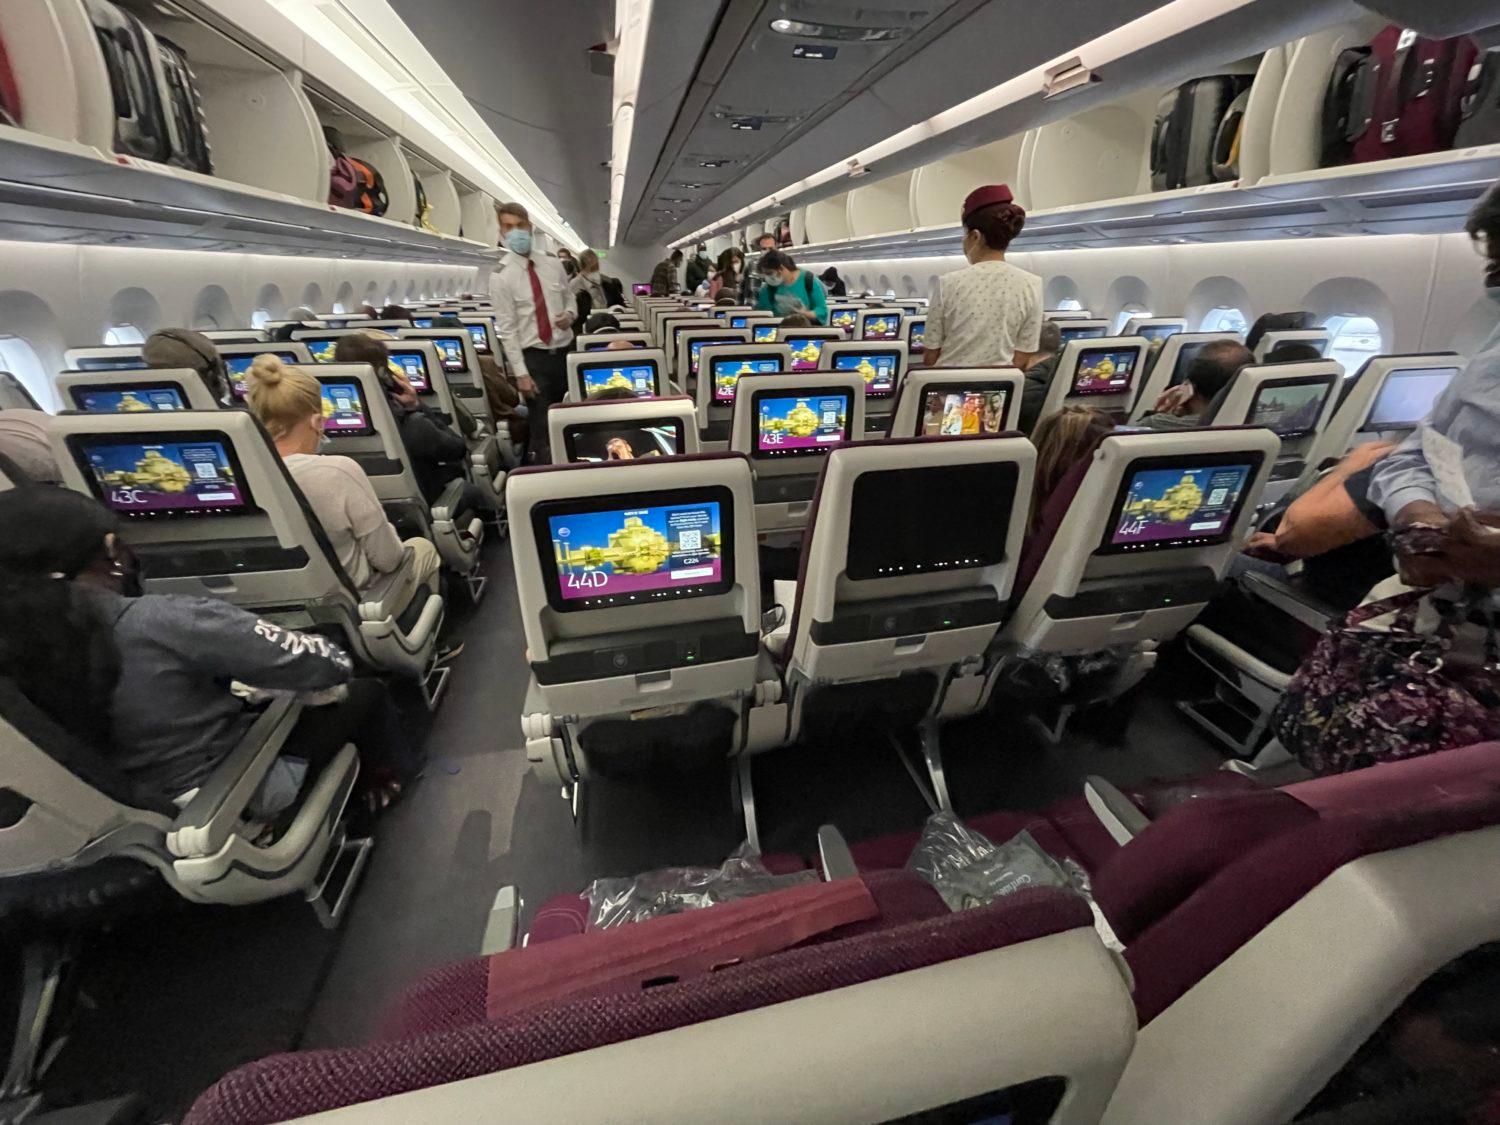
[1271,590,1500,775]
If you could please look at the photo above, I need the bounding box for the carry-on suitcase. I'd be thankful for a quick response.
[324,126,389,215]
[1321,44,1377,166]
[1211,87,1252,181]
[1348,26,1476,164]
[83,0,170,162]
[152,35,213,174]
[1151,75,1255,191]
[1456,50,1500,148]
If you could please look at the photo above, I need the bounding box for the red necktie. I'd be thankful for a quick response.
[528,260,553,346]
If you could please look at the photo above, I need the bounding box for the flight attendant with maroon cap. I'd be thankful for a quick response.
[924,183,1042,369]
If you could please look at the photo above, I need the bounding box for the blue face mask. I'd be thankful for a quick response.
[505,228,533,256]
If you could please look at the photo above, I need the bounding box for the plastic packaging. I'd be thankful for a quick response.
[585,843,817,930]
[905,812,1125,952]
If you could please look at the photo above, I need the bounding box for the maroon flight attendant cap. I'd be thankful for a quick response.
[961,184,1015,222]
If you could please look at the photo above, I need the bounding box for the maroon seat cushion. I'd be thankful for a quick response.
[187,885,1088,1125]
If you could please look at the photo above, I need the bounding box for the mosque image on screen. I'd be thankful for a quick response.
[757,395,847,453]
[582,364,656,397]
[1073,349,1138,395]
[77,387,184,413]
[714,358,781,402]
[785,336,826,370]
[862,315,898,339]
[831,352,897,395]
[1111,464,1251,549]
[86,441,244,514]
[550,503,722,602]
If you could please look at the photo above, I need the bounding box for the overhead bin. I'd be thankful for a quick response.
[805,193,853,244]
[846,172,915,240]
[909,135,1028,228]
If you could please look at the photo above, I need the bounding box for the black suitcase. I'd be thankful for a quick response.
[1151,75,1255,191]
[1211,87,1252,181]
[84,0,170,163]
[1457,50,1500,147]
[152,34,213,174]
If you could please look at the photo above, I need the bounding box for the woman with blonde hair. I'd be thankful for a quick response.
[244,354,441,602]
[571,248,608,311]
[1028,406,1114,533]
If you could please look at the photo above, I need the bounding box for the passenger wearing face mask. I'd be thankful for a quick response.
[685,243,711,294]
[754,249,829,325]
[243,355,441,602]
[492,201,577,462]
[923,184,1041,369]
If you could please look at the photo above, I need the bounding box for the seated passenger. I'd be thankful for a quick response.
[379,304,414,324]
[1246,310,1315,355]
[1264,342,1326,364]
[431,314,533,439]
[588,385,642,402]
[1018,321,1064,433]
[286,305,318,320]
[604,338,641,351]
[1135,340,1253,430]
[756,250,829,325]
[332,333,471,506]
[0,409,61,483]
[244,355,441,601]
[778,312,815,330]
[0,486,421,814]
[1027,406,1113,536]
[143,328,233,406]
[584,312,620,334]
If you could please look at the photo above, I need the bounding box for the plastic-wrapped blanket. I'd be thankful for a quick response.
[586,843,817,930]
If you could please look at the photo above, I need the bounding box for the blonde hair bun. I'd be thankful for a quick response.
[248,353,287,387]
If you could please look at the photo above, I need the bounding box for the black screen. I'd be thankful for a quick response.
[847,463,1016,580]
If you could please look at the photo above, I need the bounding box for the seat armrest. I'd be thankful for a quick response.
[360,546,416,617]
[1084,775,1151,846]
[817,824,857,881]
[1241,570,1337,633]
[169,697,301,858]
[431,477,467,521]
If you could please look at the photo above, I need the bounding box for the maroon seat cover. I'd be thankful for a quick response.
[186,882,1087,1125]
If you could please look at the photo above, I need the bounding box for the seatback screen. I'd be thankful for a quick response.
[712,356,782,402]
[755,392,850,456]
[919,388,1009,436]
[784,336,832,372]
[730,315,749,328]
[908,321,926,354]
[538,488,733,610]
[1058,326,1106,344]
[1247,378,1332,437]
[1136,324,1182,342]
[73,356,146,372]
[224,351,299,400]
[1363,367,1458,430]
[412,317,435,328]
[430,336,467,373]
[632,282,652,295]
[77,437,250,516]
[464,323,491,354]
[832,351,899,398]
[319,380,372,435]
[1071,348,1139,397]
[689,337,743,376]
[72,385,186,413]
[1106,461,1255,552]
[847,463,1016,580]
[861,314,900,341]
[302,338,341,363]
[387,349,431,392]
[1170,341,1209,387]
[562,419,684,462]
[580,362,658,398]
[753,324,779,343]
[829,307,858,330]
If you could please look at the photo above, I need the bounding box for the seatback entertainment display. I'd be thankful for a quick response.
[908,320,926,354]
[72,386,186,413]
[430,336,467,373]
[919,389,1008,436]
[78,437,249,516]
[1107,462,1254,551]
[224,351,300,400]
[319,381,371,435]
[387,349,432,393]
[861,314,900,341]
[541,494,730,610]
[464,323,491,354]
[1247,378,1332,438]
[712,356,782,403]
[753,324,779,343]
[832,351,899,398]
[1058,325,1107,345]
[1363,367,1458,430]
[580,362,659,398]
[302,338,341,363]
[1071,348,1139,397]
[755,392,850,456]
[562,420,683,462]
[689,337,743,377]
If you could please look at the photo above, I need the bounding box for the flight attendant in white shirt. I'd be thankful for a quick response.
[494,201,577,461]
[924,184,1042,371]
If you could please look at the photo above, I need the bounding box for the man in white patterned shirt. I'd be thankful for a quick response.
[924,184,1042,370]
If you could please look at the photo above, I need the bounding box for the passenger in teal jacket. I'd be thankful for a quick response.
[755,249,829,326]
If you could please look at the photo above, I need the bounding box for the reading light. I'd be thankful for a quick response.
[768,17,907,41]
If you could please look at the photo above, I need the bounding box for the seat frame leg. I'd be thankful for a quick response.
[1,939,64,1106]
[733,754,761,853]
[307,824,374,930]
[888,723,952,814]
[420,659,452,712]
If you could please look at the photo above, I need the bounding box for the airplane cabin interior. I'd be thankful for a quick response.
[5,0,1500,1122]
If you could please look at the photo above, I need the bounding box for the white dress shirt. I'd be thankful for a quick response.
[493,249,578,378]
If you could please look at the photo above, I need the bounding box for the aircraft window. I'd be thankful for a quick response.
[251,309,272,330]
[1055,298,1083,311]
[103,325,145,346]
[332,302,348,315]
[1200,306,1249,335]
[1323,314,1383,374]
[0,336,49,407]
[1114,305,1150,334]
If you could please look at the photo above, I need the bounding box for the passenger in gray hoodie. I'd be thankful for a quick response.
[0,487,418,812]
